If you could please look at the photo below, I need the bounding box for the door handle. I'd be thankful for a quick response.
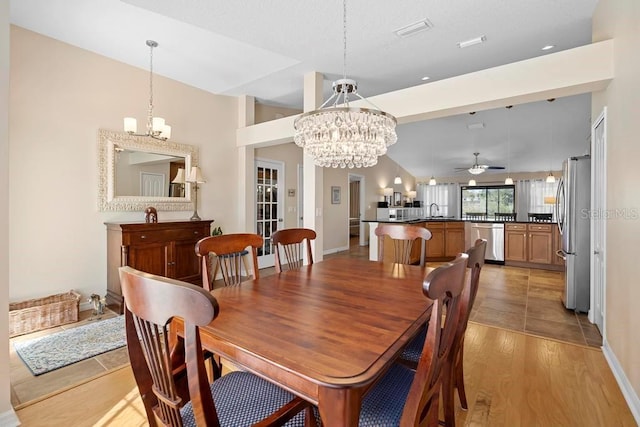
[556,250,566,260]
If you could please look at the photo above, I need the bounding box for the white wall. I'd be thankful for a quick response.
[592,0,640,417]
[8,26,239,303]
[1,1,14,423]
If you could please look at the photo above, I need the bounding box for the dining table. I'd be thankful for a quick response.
[175,256,434,426]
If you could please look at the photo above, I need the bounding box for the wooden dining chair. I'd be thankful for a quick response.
[357,253,468,426]
[119,266,314,427]
[375,224,432,266]
[195,233,263,290]
[397,238,487,426]
[271,228,316,273]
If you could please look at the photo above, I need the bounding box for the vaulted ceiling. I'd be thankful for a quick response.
[10,0,598,177]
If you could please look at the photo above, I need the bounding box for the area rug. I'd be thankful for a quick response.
[14,315,126,376]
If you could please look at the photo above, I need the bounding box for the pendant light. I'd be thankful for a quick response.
[293,0,397,168]
[546,99,556,183]
[428,137,436,185]
[468,179,477,186]
[505,106,514,185]
[124,40,172,140]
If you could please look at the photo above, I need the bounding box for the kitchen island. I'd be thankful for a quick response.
[363,218,465,263]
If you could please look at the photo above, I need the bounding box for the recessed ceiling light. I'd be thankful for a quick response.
[394,19,433,38]
[421,76,430,81]
[457,35,486,48]
[467,122,485,130]
[542,45,555,51]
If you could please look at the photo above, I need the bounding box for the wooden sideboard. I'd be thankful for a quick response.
[105,220,213,313]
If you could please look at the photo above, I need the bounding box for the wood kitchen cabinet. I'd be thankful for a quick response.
[444,221,465,257]
[505,222,562,271]
[424,222,445,259]
[105,220,213,313]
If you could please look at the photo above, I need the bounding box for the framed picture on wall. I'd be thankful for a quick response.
[393,191,402,206]
[331,186,341,204]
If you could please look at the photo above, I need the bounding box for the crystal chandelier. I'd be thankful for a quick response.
[293,0,397,168]
[124,40,172,140]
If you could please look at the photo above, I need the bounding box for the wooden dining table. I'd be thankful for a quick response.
[177,257,434,426]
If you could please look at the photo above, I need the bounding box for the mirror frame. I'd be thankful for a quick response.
[98,129,198,212]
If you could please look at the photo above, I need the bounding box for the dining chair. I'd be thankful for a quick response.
[398,238,487,426]
[358,253,468,426]
[374,224,432,266]
[195,233,263,290]
[271,228,316,273]
[119,266,314,427]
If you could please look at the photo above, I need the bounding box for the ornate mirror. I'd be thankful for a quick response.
[98,129,198,211]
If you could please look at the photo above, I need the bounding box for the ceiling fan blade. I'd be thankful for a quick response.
[486,166,505,170]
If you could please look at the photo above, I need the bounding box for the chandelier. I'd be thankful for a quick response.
[124,40,172,140]
[293,0,397,168]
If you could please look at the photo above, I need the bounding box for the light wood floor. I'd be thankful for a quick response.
[15,321,636,426]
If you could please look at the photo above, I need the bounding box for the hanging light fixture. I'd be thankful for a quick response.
[468,179,477,186]
[429,176,437,186]
[293,0,397,168]
[124,40,172,140]
[505,106,514,185]
[546,99,556,183]
[394,174,402,185]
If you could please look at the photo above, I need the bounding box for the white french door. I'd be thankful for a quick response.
[255,159,284,269]
[591,108,607,337]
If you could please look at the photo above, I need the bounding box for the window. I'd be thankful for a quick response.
[460,185,515,219]
[417,183,458,217]
[528,180,558,214]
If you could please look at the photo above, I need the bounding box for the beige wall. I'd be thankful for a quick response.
[593,0,640,405]
[255,103,300,124]
[9,26,239,303]
[1,1,12,421]
[254,141,414,252]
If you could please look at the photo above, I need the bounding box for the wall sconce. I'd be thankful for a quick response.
[186,166,206,221]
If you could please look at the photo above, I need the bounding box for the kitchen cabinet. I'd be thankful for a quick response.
[105,220,213,313]
[425,222,445,259]
[505,222,562,271]
[444,222,465,257]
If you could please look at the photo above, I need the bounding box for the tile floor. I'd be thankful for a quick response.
[9,238,602,408]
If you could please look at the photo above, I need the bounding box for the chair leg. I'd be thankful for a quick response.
[442,359,456,427]
[455,342,468,410]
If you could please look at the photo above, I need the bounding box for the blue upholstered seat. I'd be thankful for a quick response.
[358,364,415,426]
[400,324,427,364]
[180,371,309,427]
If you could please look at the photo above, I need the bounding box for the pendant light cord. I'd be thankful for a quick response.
[147,41,155,132]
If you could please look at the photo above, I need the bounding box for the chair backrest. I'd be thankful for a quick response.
[271,228,316,273]
[375,224,432,267]
[459,238,487,336]
[195,233,263,290]
[120,266,221,427]
[400,253,468,426]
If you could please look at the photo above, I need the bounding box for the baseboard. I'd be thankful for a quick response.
[0,408,20,426]
[323,245,349,256]
[602,339,640,424]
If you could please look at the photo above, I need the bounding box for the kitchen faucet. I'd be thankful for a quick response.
[429,203,440,217]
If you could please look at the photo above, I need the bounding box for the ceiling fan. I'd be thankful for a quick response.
[455,152,505,175]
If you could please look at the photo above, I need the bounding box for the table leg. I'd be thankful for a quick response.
[318,387,362,427]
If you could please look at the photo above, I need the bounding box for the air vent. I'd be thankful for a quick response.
[394,19,433,38]
[457,35,486,48]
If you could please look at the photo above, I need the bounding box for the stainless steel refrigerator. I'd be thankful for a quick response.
[555,155,591,313]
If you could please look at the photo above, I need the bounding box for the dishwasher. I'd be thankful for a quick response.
[465,222,505,262]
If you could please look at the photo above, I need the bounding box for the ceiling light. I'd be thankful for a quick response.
[394,19,433,38]
[293,0,397,168]
[542,45,555,51]
[546,172,556,183]
[394,175,402,185]
[421,76,430,81]
[457,35,486,49]
[505,105,513,186]
[468,166,486,175]
[467,122,485,130]
[124,40,172,140]
[468,179,477,186]
[429,176,437,186]
[505,177,513,185]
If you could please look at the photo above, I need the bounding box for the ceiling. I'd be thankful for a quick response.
[10,0,598,178]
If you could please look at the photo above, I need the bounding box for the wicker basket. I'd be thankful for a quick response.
[9,291,82,337]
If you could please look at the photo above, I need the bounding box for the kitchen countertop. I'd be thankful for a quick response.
[362,218,557,225]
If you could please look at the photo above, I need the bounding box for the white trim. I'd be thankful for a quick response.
[323,245,349,256]
[0,409,20,427]
[602,339,640,424]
